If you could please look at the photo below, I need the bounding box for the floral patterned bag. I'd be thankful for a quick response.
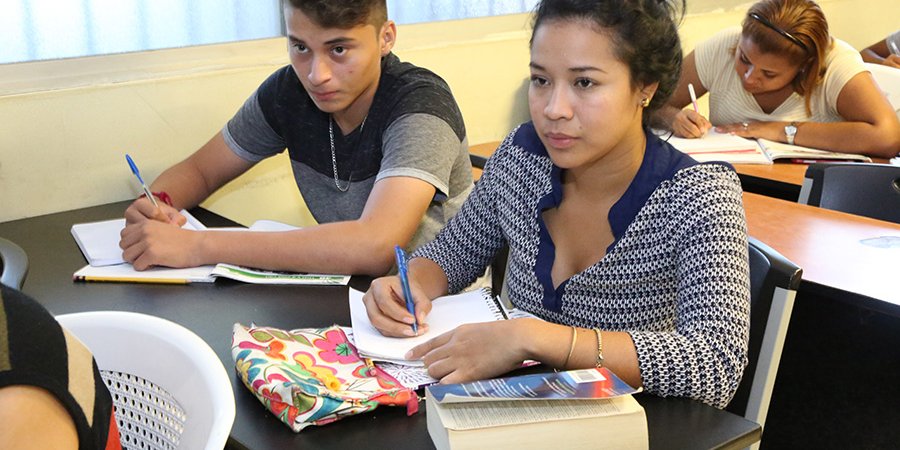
[231,323,418,432]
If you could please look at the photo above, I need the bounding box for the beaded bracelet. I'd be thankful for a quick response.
[592,328,604,367]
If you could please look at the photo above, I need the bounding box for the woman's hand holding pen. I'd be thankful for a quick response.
[671,108,712,138]
[363,276,432,337]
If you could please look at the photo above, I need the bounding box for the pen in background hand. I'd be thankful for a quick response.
[688,83,700,113]
[394,245,418,336]
[126,154,158,208]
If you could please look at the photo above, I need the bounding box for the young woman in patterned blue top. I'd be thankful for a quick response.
[362,0,751,408]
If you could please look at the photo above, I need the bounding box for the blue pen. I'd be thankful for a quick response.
[126,154,158,208]
[394,245,418,335]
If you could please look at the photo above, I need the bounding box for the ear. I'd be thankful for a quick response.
[640,81,660,104]
[379,21,397,56]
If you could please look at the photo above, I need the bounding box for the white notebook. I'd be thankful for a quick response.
[348,287,536,367]
[70,214,350,285]
[70,210,206,267]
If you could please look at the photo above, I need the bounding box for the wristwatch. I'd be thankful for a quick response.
[785,122,799,145]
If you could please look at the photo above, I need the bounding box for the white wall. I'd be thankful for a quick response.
[1,0,895,224]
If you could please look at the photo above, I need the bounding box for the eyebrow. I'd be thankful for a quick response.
[529,62,606,74]
[737,47,779,74]
[288,35,356,46]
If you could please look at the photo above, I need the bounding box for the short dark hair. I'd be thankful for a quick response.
[531,0,685,123]
[285,0,388,28]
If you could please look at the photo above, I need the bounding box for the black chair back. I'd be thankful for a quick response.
[726,238,802,430]
[799,163,900,224]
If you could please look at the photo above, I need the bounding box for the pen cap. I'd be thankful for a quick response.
[126,154,147,185]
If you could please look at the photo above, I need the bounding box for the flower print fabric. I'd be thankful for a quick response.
[232,324,418,432]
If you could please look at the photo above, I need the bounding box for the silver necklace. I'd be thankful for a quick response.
[328,115,366,192]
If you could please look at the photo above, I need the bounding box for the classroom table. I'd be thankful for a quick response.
[0,201,761,450]
[743,192,900,316]
[469,142,889,201]
[468,141,809,200]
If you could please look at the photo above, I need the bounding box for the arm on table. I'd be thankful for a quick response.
[715,72,900,158]
[121,174,436,275]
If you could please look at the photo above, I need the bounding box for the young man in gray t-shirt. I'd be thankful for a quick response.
[120,0,472,276]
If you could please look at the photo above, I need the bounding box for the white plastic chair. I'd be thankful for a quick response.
[866,62,900,114]
[56,311,236,450]
[0,236,28,289]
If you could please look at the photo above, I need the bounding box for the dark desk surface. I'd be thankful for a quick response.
[0,201,761,450]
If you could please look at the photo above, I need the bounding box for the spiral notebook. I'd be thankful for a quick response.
[348,288,536,368]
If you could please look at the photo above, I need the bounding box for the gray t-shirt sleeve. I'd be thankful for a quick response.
[376,113,461,200]
[222,91,286,162]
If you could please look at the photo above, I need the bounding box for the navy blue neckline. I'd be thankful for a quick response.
[523,123,698,312]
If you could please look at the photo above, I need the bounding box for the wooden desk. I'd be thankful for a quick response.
[743,192,900,315]
[0,201,761,450]
[472,141,888,201]
[471,141,808,199]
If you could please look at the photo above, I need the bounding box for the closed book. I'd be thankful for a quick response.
[426,368,648,450]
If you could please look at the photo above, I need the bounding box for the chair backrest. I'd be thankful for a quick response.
[797,162,900,223]
[726,237,802,447]
[56,311,235,450]
[0,237,28,290]
[866,62,900,114]
[469,152,489,170]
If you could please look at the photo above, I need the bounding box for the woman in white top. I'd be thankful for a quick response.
[656,0,899,158]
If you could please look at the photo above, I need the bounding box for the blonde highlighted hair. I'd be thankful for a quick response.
[742,0,831,116]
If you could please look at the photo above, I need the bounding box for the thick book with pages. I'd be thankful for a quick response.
[426,368,648,450]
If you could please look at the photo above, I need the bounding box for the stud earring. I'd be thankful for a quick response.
[640,98,650,107]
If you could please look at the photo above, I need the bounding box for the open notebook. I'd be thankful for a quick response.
[71,212,349,285]
[659,130,871,164]
[348,288,540,390]
[348,287,537,367]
